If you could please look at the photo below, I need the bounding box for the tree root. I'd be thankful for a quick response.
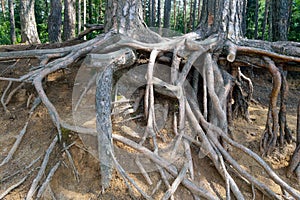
[0,32,299,199]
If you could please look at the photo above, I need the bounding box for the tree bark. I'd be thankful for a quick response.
[104,0,161,42]
[20,0,41,44]
[163,0,171,28]
[157,0,161,27]
[78,0,82,34]
[48,0,62,43]
[8,0,16,44]
[272,0,291,41]
[254,0,259,39]
[63,0,76,41]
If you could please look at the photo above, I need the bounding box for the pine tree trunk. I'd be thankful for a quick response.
[163,0,171,28]
[262,0,270,40]
[1,0,5,17]
[104,0,160,42]
[63,0,76,41]
[8,0,16,44]
[78,0,82,34]
[20,0,41,44]
[157,0,161,27]
[48,0,62,43]
[272,0,290,41]
[254,0,259,39]
[183,0,187,33]
[151,0,156,26]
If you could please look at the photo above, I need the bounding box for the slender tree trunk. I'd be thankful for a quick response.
[78,0,82,34]
[192,0,197,30]
[8,0,16,44]
[272,0,290,41]
[88,0,92,24]
[173,0,176,29]
[63,0,76,41]
[268,0,273,41]
[262,0,269,40]
[1,0,5,17]
[20,0,41,44]
[149,0,153,26]
[189,0,193,31]
[99,0,102,23]
[48,0,62,43]
[157,0,161,27]
[83,0,86,37]
[151,0,156,26]
[183,0,187,33]
[198,0,201,23]
[163,0,172,28]
[254,0,259,39]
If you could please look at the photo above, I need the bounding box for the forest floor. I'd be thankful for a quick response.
[0,47,299,199]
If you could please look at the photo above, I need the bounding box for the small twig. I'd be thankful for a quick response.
[36,161,61,199]
[1,155,41,183]
[0,171,31,199]
[5,82,25,105]
[0,121,29,166]
[135,156,153,185]
[111,152,153,200]
[161,162,189,200]
[26,136,58,200]
[63,142,80,182]
[252,184,256,200]
[1,81,12,112]
[151,180,162,196]
[26,93,34,108]
[74,72,97,111]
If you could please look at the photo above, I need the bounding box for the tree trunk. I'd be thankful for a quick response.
[197,0,244,40]
[192,0,197,31]
[78,0,81,34]
[163,0,171,28]
[254,0,259,39]
[262,0,270,40]
[104,0,161,42]
[183,0,187,33]
[88,0,92,24]
[151,0,156,26]
[20,0,41,44]
[1,0,5,17]
[157,0,161,27]
[272,0,290,41]
[48,0,62,43]
[63,0,76,41]
[173,0,176,29]
[8,0,16,44]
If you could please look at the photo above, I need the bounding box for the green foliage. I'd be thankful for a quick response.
[0,0,299,44]
[289,0,300,41]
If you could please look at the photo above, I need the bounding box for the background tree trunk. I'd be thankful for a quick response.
[20,0,41,44]
[78,0,82,34]
[1,0,5,17]
[163,0,171,28]
[157,0,161,27]
[8,0,16,44]
[63,0,76,41]
[48,0,62,43]
[272,0,290,41]
[254,0,259,39]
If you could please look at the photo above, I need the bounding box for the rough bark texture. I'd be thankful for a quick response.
[8,0,16,44]
[20,0,41,44]
[197,0,244,40]
[272,0,291,41]
[104,0,161,42]
[163,0,171,28]
[63,0,76,41]
[48,0,62,43]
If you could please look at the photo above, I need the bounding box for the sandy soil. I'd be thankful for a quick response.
[0,55,299,200]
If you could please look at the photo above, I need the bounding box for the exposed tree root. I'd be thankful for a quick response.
[0,32,300,199]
